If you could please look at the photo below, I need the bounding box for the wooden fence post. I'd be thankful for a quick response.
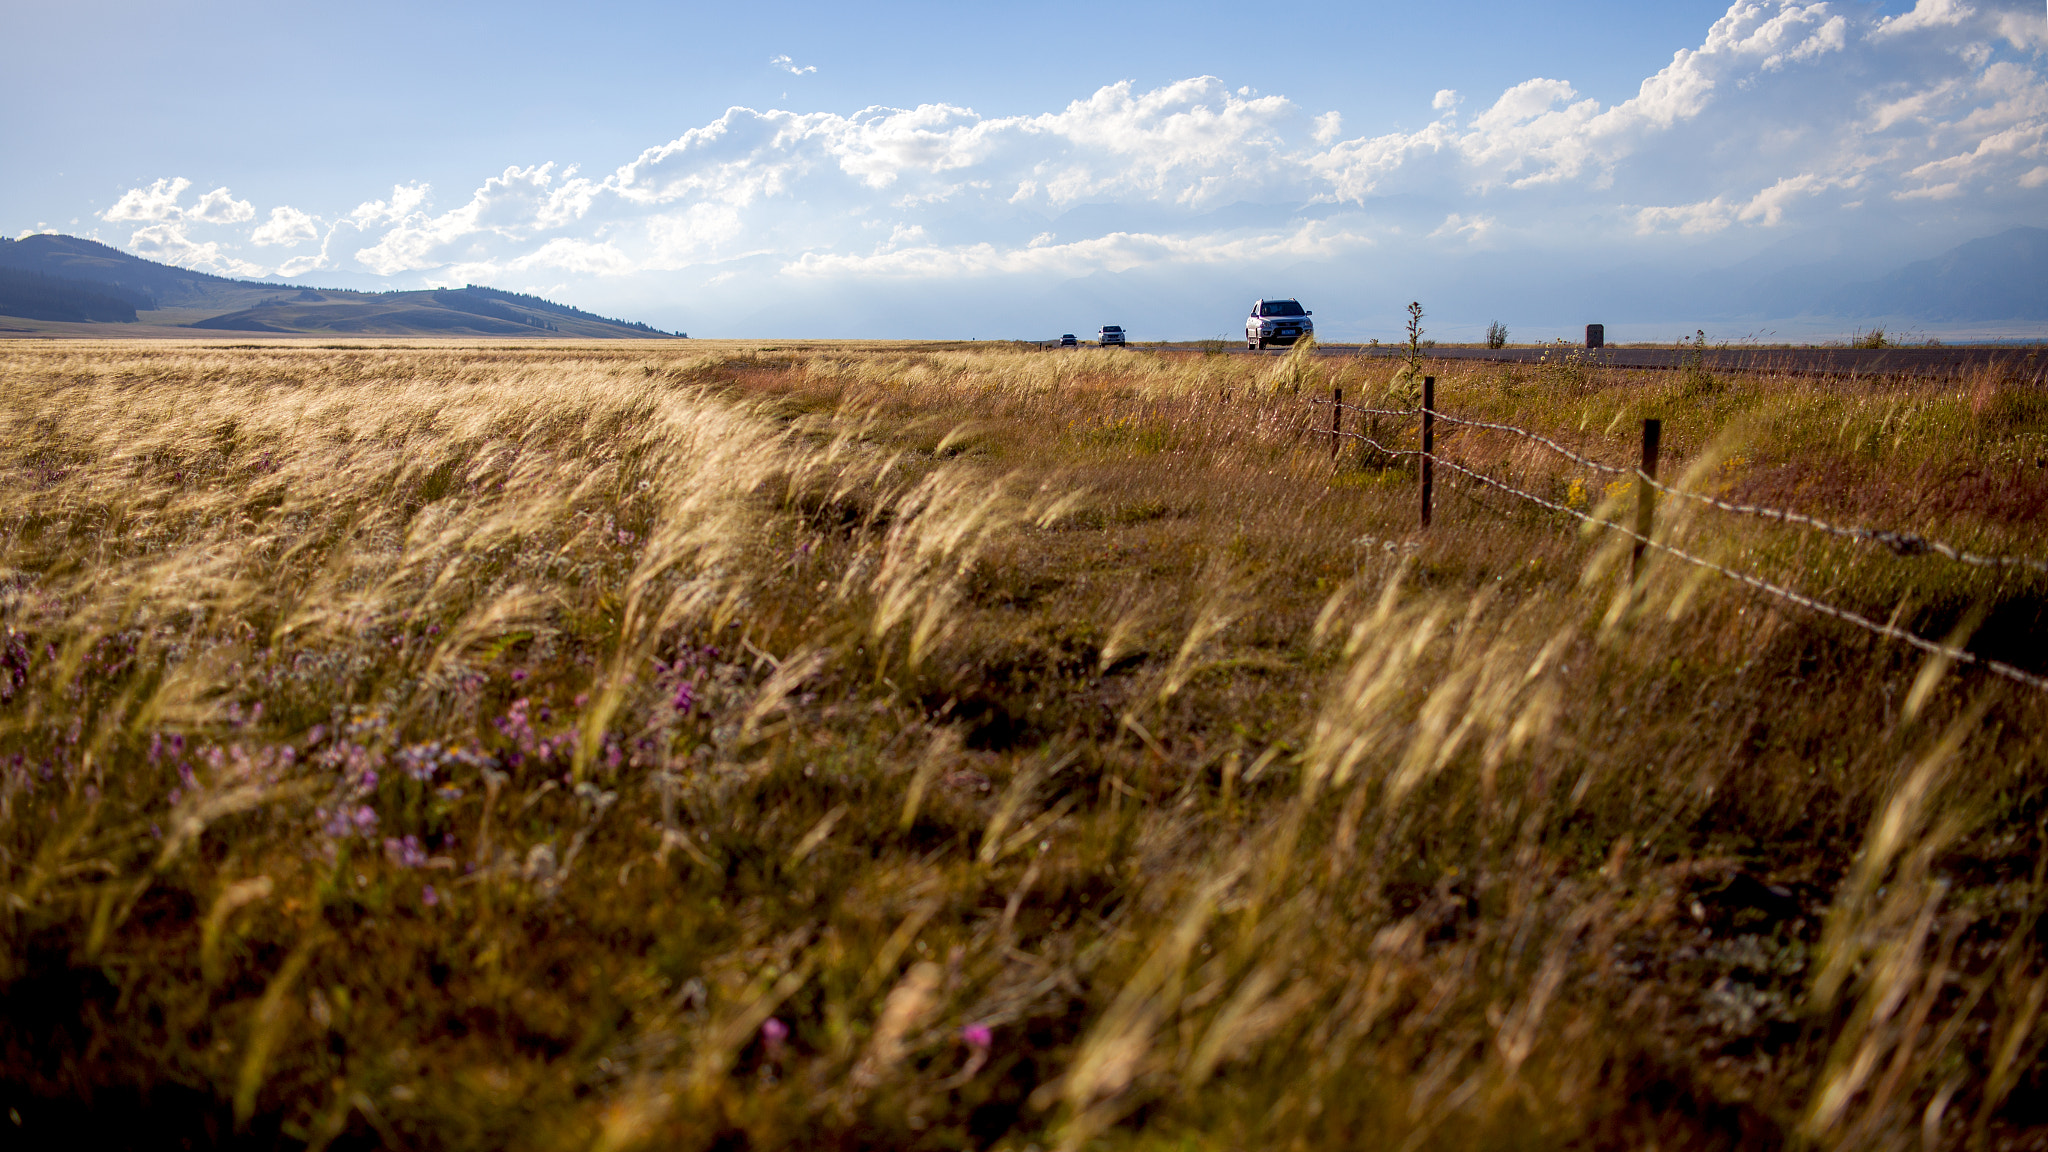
[1420,376,1435,529]
[1632,418,1662,580]
[1331,386,1342,463]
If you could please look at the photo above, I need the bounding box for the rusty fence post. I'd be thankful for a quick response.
[1632,418,1662,580]
[1331,386,1342,463]
[1420,375,1435,529]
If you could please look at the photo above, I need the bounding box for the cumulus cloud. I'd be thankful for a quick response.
[188,187,255,224]
[98,177,266,275]
[770,54,817,75]
[103,177,193,223]
[252,205,319,246]
[93,1,2047,315]
[125,222,265,277]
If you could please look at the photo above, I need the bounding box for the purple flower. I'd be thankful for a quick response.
[351,805,379,834]
[421,884,439,907]
[512,669,528,682]
[671,681,695,713]
[761,1017,789,1053]
[399,743,441,782]
[962,1023,992,1050]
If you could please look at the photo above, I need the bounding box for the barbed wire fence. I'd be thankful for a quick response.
[1306,384,2048,695]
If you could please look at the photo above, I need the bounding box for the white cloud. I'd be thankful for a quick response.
[102,178,253,225]
[188,187,254,224]
[1428,212,1497,242]
[1871,0,1977,40]
[90,0,2048,320]
[102,177,193,223]
[125,222,265,277]
[770,54,817,75]
[1634,170,1859,234]
[349,183,432,227]
[97,177,266,274]
[252,205,319,247]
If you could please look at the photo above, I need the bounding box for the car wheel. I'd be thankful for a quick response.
[1255,338,1267,350]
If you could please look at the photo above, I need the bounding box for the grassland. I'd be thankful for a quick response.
[3,338,2047,1151]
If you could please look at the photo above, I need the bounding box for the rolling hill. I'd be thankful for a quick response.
[0,234,683,338]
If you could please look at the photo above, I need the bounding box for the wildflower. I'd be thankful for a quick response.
[939,1022,993,1087]
[421,884,439,907]
[351,805,379,834]
[384,834,426,868]
[761,1017,789,1054]
[512,669,527,682]
[672,681,696,713]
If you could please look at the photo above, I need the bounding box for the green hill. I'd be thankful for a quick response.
[0,235,683,338]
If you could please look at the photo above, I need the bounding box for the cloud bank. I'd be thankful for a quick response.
[90,1,2048,335]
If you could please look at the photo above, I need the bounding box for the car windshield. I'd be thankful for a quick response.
[1102,326,1121,332]
[1258,301,1306,318]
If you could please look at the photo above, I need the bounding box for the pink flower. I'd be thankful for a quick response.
[962,1023,992,1050]
[761,1017,789,1054]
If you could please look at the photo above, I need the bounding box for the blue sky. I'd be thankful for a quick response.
[7,0,2045,338]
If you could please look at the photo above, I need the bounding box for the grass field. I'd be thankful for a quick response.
[4,338,2047,1151]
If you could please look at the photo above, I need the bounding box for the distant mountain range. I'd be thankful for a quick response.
[1818,227,2047,322]
[0,235,684,338]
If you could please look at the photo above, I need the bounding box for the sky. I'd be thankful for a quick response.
[5,0,2045,339]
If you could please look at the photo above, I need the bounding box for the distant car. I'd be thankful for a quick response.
[1246,299,1312,349]
[1099,325,1127,347]
[1059,333,1078,347]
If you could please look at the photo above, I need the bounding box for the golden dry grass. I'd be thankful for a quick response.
[3,338,2047,1151]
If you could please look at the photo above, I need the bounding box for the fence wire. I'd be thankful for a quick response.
[1309,399,1424,420]
[1318,398,2048,575]
[1633,475,2048,575]
[1328,428,1427,457]
[1429,410,1636,476]
[1421,451,2048,695]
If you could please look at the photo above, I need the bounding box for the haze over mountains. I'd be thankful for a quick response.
[0,235,682,338]
[0,226,2039,342]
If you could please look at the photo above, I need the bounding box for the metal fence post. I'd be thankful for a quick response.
[1421,376,1435,529]
[1632,418,1662,580]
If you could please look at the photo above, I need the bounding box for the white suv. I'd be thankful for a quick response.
[1246,299,1312,349]
[1098,325,1127,347]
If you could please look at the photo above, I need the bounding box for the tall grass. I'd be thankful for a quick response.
[2,339,2046,1150]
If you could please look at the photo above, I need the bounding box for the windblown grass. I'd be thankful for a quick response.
[3,339,2047,1150]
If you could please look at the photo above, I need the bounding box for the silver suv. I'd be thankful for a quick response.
[1098,325,1127,347]
[1246,299,1311,349]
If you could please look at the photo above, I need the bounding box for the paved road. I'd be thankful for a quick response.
[1232,343,2047,381]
